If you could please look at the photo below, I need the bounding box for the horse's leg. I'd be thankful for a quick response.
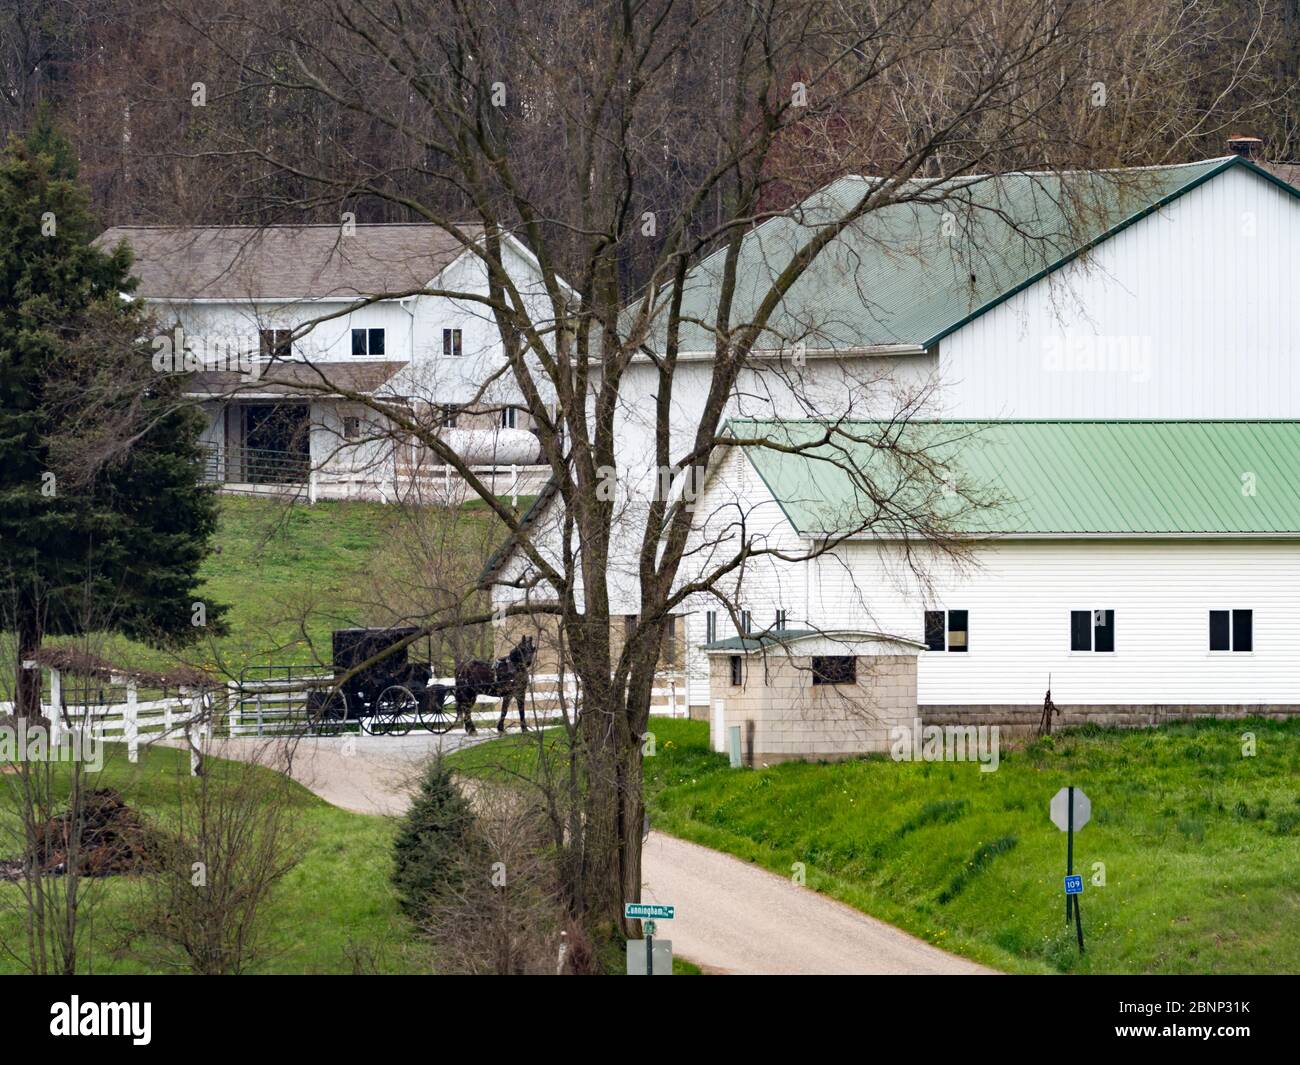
[517,683,528,731]
[496,688,510,732]
[460,692,477,734]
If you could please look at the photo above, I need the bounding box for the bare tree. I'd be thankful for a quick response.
[133,0,1274,938]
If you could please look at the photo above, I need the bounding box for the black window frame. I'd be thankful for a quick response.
[443,328,463,358]
[350,327,385,357]
[729,655,743,687]
[1210,609,1252,652]
[1071,609,1115,653]
[705,611,717,644]
[811,655,857,686]
[342,415,362,441]
[924,609,968,652]
[259,328,293,359]
[774,609,787,631]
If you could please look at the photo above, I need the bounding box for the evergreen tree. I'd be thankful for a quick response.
[0,115,225,716]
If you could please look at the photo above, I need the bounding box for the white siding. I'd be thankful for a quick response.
[939,165,1300,418]
[681,447,811,705]
[809,538,1300,706]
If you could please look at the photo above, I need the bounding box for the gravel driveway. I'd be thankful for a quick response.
[205,732,993,975]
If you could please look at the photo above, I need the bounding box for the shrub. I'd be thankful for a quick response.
[392,758,476,918]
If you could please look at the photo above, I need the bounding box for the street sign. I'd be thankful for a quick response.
[626,938,672,975]
[1050,787,1091,832]
[1050,786,1089,954]
[624,903,675,921]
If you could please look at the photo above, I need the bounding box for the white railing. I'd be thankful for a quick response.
[224,671,689,736]
[1,668,213,773]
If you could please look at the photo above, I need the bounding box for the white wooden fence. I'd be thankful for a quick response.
[0,667,212,773]
[226,671,689,736]
[4,666,689,747]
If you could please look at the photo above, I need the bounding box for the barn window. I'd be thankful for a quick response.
[443,328,463,357]
[440,404,461,428]
[924,609,967,652]
[705,611,717,644]
[740,610,752,635]
[342,416,361,440]
[775,609,788,630]
[812,656,856,686]
[1071,609,1114,652]
[501,406,518,429]
[1210,609,1252,652]
[729,655,743,686]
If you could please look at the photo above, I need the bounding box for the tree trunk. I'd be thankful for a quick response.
[15,609,42,719]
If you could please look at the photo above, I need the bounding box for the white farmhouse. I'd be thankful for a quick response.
[484,151,1300,739]
[96,223,563,500]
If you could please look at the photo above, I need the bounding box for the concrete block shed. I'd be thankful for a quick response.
[703,629,925,766]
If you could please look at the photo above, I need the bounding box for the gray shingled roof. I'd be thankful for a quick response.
[95,224,484,300]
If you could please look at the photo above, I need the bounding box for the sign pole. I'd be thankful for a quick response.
[645,920,654,976]
[1066,785,1074,924]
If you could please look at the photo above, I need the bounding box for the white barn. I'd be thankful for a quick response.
[684,419,1300,730]
[484,153,1300,725]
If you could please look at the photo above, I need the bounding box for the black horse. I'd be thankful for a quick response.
[441,636,536,734]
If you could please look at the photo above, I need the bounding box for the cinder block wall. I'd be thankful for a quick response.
[710,652,918,766]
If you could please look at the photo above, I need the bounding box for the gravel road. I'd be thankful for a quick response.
[205,732,993,975]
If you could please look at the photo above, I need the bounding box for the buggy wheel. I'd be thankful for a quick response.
[419,690,458,735]
[376,685,417,737]
[310,691,348,737]
[359,699,389,736]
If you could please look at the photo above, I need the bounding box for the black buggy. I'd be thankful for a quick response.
[304,627,458,737]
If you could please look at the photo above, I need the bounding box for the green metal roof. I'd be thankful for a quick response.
[639,156,1293,354]
[726,419,1300,538]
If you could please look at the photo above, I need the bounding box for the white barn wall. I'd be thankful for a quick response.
[809,537,1300,707]
[939,165,1300,418]
[684,450,1300,709]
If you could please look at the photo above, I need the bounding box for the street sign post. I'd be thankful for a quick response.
[625,903,675,974]
[1050,786,1089,953]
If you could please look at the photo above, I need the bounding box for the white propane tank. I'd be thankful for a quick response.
[440,427,541,465]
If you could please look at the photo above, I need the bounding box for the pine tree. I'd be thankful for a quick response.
[0,114,225,716]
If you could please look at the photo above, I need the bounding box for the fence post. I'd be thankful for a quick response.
[711,698,725,753]
[191,690,204,742]
[227,680,239,737]
[48,667,62,746]
[125,680,139,763]
[188,720,201,776]
[165,689,176,735]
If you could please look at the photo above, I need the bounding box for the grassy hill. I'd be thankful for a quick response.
[93,494,520,679]
[450,717,1300,974]
[0,745,429,974]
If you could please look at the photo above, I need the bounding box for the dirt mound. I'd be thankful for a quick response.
[30,788,162,877]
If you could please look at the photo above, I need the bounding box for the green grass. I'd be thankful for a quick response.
[449,717,1300,975]
[91,494,526,677]
[0,745,430,974]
